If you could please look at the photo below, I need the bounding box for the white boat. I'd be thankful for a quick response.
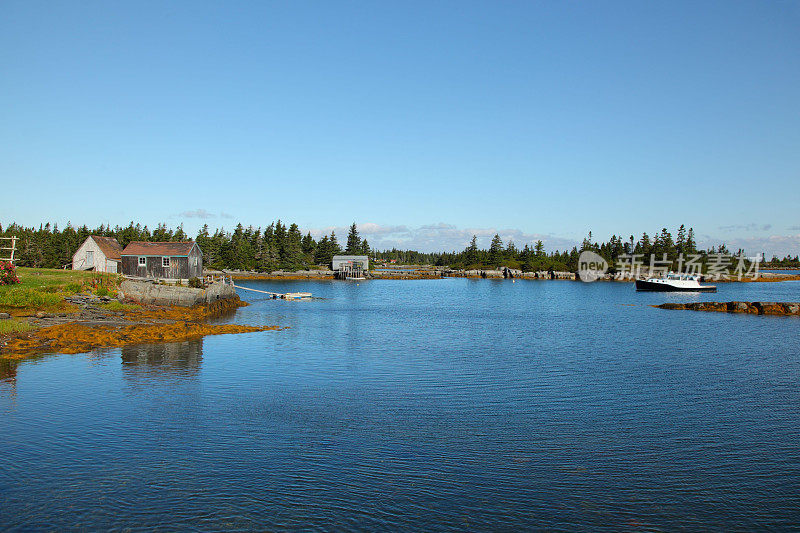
[283,292,312,300]
[635,272,717,292]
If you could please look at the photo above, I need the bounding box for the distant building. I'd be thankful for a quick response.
[120,241,203,280]
[72,236,122,273]
[332,255,369,279]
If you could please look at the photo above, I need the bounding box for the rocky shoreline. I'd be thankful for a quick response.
[224,269,800,283]
[655,301,800,316]
[227,268,577,281]
[0,280,282,359]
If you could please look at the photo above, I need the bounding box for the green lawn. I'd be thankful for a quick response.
[13,267,119,291]
[0,267,123,310]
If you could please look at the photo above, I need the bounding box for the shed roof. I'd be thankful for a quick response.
[121,241,198,257]
[90,236,122,261]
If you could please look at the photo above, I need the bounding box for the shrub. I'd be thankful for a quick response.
[188,277,203,289]
[96,286,110,297]
[0,262,20,286]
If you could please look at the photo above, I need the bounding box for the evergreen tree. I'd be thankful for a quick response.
[282,224,305,270]
[314,236,330,264]
[464,235,479,266]
[686,228,697,255]
[329,231,341,255]
[346,223,361,254]
[489,234,503,266]
[676,224,687,256]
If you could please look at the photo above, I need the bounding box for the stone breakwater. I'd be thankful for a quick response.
[656,301,800,316]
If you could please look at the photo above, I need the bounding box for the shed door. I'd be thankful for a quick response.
[86,251,94,267]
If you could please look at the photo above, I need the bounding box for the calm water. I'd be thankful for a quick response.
[2,279,799,530]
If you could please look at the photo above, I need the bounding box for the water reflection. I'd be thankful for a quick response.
[0,358,18,395]
[121,339,203,380]
[0,357,18,382]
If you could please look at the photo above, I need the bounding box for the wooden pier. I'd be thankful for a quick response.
[220,277,311,300]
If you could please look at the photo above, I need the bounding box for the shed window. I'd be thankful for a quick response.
[162,257,171,267]
[138,257,146,266]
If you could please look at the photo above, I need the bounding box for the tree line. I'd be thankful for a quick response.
[2,221,796,272]
[0,221,370,271]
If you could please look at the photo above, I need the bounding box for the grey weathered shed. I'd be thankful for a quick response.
[332,255,369,278]
[120,241,203,280]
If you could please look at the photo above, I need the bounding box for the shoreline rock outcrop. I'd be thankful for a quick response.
[656,301,800,316]
[119,280,239,307]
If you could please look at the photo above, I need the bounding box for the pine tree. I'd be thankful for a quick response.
[346,223,361,254]
[464,235,479,266]
[314,236,330,264]
[489,234,503,266]
[686,228,697,255]
[329,231,341,255]
[676,224,687,257]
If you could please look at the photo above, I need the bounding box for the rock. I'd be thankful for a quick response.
[754,302,785,315]
[661,301,800,317]
[658,303,687,310]
[728,301,755,313]
[35,311,49,319]
[0,312,10,320]
[120,280,239,307]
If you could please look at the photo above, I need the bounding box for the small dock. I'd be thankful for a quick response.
[216,276,312,300]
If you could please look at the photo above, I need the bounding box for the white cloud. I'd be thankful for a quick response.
[307,222,580,253]
[698,233,800,259]
[178,209,234,220]
[718,223,772,232]
[304,222,800,257]
[179,209,215,219]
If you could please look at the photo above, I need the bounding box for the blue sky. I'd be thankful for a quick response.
[1,1,798,255]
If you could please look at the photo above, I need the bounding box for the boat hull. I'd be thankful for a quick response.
[635,279,717,292]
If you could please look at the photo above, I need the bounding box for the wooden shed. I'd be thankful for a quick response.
[332,255,369,279]
[120,241,203,280]
[72,236,122,273]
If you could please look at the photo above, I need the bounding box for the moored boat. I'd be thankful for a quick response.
[635,272,717,292]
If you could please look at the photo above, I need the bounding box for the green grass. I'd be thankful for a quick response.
[97,301,140,312]
[14,267,120,291]
[0,318,35,336]
[0,267,124,310]
[0,287,63,308]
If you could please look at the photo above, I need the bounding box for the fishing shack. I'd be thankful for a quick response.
[72,236,122,273]
[332,255,369,279]
[121,241,203,280]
